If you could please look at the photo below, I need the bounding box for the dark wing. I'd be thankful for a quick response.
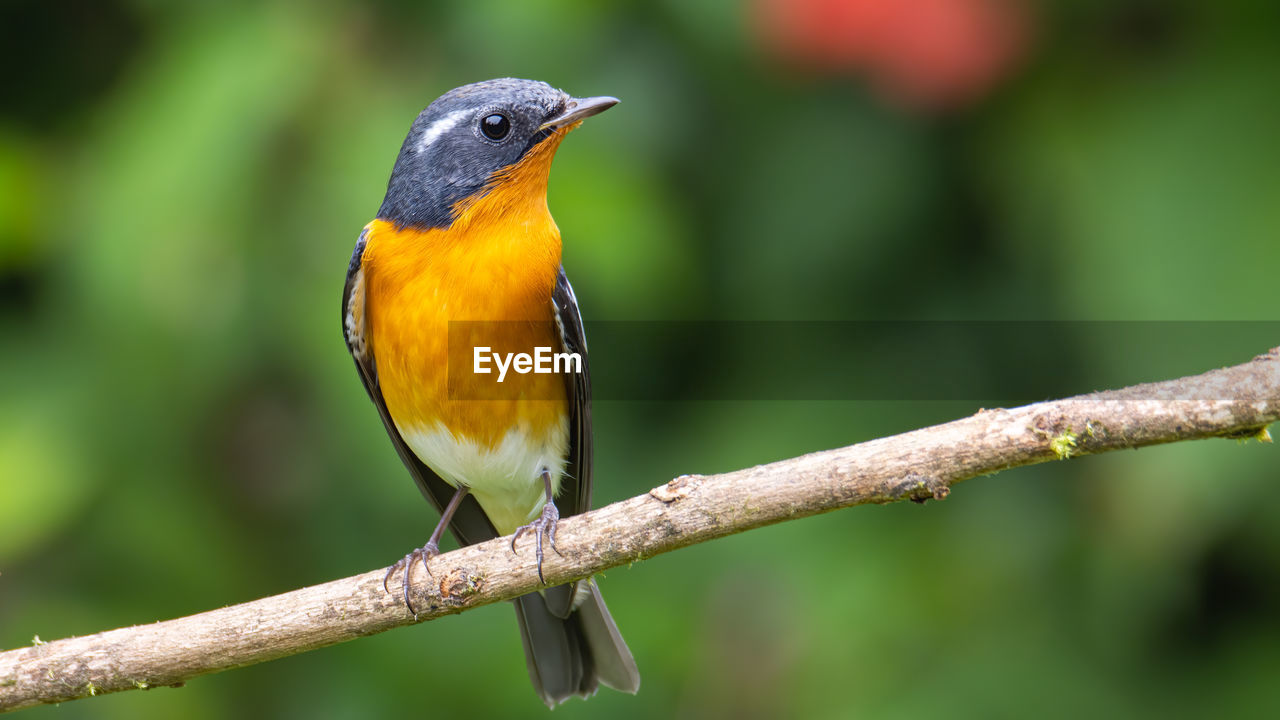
[538,267,593,619]
[342,228,497,546]
[552,266,592,517]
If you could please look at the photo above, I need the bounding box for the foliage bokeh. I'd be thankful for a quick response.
[2,0,1278,717]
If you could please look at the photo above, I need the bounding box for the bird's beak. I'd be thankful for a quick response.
[539,96,619,132]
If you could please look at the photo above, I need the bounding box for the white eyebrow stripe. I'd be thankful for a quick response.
[417,109,471,153]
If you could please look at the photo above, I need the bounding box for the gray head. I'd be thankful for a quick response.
[376,78,618,230]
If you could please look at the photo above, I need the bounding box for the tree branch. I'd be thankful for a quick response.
[3,348,1278,713]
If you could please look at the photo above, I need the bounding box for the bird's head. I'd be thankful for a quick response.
[377,78,617,231]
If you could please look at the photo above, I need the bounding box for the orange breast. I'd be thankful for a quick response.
[363,220,567,447]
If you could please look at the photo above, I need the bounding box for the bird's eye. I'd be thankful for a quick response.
[480,113,511,141]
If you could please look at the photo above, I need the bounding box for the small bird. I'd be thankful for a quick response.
[341,79,638,706]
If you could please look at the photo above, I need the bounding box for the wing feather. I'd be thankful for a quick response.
[543,267,592,618]
[552,266,592,517]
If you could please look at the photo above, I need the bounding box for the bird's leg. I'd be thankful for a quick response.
[510,469,563,585]
[383,487,468,616]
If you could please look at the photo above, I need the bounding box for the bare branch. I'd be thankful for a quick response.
[2,348,1277,713]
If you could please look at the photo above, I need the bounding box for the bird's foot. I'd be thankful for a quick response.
[510,502,563,585]
[382,540,440,617]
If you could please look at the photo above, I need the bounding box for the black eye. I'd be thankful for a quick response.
[480,113,511,141]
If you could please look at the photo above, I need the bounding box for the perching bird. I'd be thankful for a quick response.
[341,78,638,706]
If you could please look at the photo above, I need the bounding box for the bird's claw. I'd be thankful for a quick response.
[382,541,440,617]
[510,503,563,584]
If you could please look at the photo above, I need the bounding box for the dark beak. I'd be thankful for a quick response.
[539,96,619,131]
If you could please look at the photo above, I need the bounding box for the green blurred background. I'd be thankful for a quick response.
[2,0,1278,717]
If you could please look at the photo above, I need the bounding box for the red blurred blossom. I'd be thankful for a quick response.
[755,0,1032,110]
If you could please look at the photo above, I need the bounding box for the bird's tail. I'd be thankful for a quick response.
[512,579,640,707]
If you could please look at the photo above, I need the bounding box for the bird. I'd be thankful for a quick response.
[340,78,639,706]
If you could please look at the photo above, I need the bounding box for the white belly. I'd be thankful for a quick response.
[397,420,568,535]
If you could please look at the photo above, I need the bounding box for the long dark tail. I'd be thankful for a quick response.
[512,579,640,707]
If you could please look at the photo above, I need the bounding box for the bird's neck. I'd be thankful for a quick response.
[364,128,575,319]
[449,126,571,240]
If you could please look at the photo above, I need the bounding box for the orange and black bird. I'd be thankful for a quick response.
[340,78,638,706]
